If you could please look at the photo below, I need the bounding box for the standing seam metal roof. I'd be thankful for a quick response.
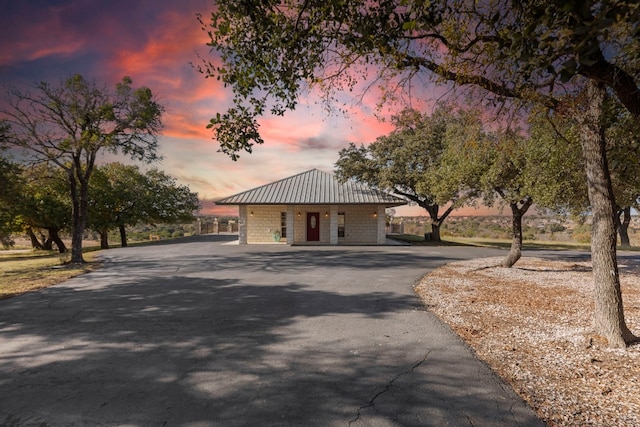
[215,169,406,206]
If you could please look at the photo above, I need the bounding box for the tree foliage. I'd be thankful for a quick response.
[336,106,475,240]
[201,1,640,156]
[143,169,201,225]
[88,163,148,249]
[0,155,24,248]
[88,163,200,248]
[17,164,71,253]
[2,75,164,262]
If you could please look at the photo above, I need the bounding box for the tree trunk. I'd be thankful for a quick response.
[578,81,637,347]
[502,197,533,268]
[99,230,109,250]
[430,223,441,242]
[119,223,128,247]
[616,207,631,247]
[26,227,44,250]
[47,228,67,253]
[68,169,87,263]
[424,203,454,243]
[43,236,53,251]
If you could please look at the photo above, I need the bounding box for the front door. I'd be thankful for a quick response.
[306,212,320,241]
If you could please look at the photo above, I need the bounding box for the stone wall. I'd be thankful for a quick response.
[245,205,287,243]
[243,204,384,244]
[338,205,379,244]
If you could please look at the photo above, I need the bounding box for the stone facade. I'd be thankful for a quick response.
[240,204,387,245]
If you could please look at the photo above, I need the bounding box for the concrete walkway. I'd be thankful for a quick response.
[0,235,545,426]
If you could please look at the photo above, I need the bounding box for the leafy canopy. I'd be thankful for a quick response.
[200,0,640,158]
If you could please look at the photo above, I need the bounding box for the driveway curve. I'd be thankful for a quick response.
[0,235,545,426]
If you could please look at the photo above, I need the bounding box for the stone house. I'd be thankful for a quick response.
[215,169,406,245]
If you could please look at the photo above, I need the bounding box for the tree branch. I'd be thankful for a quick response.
[579,53,640,119]
[401,54,558,109]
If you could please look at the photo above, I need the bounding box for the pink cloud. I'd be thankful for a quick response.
[104,8,231,142]
[1,41,85,65]
[256,112,325,150]
[163,112,212,140]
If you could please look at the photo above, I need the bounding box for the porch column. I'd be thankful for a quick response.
[329,205,338,245]
[238,205,248,244]
[286,205,295,245]
[376,205,386,244]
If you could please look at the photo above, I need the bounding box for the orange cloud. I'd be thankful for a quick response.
[257,112,325,150]
[163,112,212,140]
[199,198,238,216]
[106,7,231,143]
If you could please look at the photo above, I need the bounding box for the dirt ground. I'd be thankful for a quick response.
[415,256,640,427]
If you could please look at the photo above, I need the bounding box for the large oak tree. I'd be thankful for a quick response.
[335,107,475,241]
[89,163,200,249]
[200,0,640,347]
[2,75,164,263]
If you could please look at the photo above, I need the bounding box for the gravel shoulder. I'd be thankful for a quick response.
[415,256,640,427]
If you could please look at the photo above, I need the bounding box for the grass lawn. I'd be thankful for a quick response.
[0,250,101,300]
[0,236,191,300]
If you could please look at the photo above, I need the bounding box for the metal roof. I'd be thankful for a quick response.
[215,169,406,206]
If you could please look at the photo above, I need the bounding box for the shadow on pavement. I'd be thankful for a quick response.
[0,236,542,426]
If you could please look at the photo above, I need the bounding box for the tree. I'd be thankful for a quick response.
[528,101,640,248]
[88,163,148,249]
[439,128,534,267]
[0,155,24,248]
[335,107,472,241]
[605,108,640,247]
[0,159,70,252]
[18,164,71,253]
[142,168,201,228]
[88,163,200,248]
[524,110,589,216]
[2,75,164,263]
[200,0,640,347]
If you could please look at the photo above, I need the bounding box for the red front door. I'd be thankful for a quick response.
[307,212,320,241]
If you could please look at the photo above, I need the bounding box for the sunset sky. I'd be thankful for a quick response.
[0,0,495,217]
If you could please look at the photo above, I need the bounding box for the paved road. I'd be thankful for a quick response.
[0,235,546,426]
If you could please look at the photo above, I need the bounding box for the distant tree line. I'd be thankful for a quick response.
[0,160,200,252]
[396,216,606,245]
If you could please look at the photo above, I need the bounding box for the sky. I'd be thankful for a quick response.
[0,0,496,218]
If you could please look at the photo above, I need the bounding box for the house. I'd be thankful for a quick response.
[215,169,406,245]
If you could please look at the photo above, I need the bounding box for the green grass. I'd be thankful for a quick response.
[0,250,101,300]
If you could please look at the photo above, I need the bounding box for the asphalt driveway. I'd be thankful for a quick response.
[0,235,545,426]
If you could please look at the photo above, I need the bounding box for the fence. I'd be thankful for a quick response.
[385,223,404,234]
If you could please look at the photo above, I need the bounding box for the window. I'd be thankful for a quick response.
[338,212,345,237]
[280,212,287,238]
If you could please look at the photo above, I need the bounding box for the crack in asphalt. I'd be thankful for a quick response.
[349,351,431,426]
